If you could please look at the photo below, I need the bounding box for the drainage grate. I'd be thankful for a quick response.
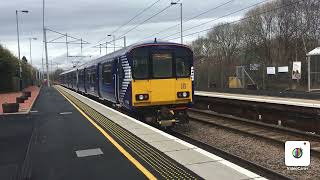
[76,148,103,157]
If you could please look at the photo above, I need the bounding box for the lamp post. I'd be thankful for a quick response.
[16,10,29,90]
[43,0,50,87]
[107,34,116,52]
[29,37,37,66]
[171,2,183,44]
[105,41,108,55]
[29,37,37,85]
[118,36,126,47]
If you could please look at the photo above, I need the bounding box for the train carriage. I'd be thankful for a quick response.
[60,40,194,127]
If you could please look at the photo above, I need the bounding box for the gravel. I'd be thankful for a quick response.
[173,121,320,180]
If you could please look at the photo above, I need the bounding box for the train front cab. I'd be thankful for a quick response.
[129,44,193,127]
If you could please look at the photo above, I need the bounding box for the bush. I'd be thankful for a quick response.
[0,44,36,92]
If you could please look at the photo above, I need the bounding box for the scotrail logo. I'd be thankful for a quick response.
[285,141,310,167]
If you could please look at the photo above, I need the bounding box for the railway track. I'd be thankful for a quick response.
[169,130,292,180]
[194,95,320,133]
[187,108,320,157]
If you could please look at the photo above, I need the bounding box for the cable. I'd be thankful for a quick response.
[117,2,176,40]
[84,0,179,55]
[41,42,44,74]
[161,0,270,40]
[81,1,173,58]
[90,0,164,49]
[165,0,305,41]
[111,0,162,35]
[139,0,236,42]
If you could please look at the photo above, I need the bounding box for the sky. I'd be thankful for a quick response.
[0,0,265,71]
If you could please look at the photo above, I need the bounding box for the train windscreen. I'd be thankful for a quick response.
[175,48,191,77]
[132,47,149,79]
[131,46,192,79]
[152,52,173,78]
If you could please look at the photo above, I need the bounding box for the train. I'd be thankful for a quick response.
[60,40,194,127]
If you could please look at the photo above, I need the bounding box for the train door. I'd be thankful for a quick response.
[76,69,79,91]
[97,63,102,97]
[84,68,87,93]
[100,61,116,102]
[94,65,99,96]
[115,58,121,103]
[71,72,73,89]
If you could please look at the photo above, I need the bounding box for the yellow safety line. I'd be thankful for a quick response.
[60,88,192,178]
[55,87,157,180]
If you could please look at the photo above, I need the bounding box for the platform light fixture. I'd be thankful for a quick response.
[29,37,37,85]
[171,2,183,44]
[107,34,116,52]
[16,9,29,90]
[29,37,37,66]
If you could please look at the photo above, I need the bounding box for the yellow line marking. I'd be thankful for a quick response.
[55,86,157,180]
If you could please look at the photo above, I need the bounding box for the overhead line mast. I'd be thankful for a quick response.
[43,0,50,87]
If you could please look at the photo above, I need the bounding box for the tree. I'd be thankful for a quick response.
[0,44,37,92]
[22,56,28,63]
[190,0,320,91]
[207,23,243,88]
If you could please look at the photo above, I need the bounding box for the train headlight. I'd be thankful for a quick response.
[177,92,190,98]
[136,94,149,101]
[182,92,187,98]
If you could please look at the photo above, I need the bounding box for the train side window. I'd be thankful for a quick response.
[103,64,112,84]
[79,70,84,83]
[91,73,96,84]
[73,73,77,82]
[87,72,91,83]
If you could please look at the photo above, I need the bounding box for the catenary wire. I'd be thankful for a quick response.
[116,0,182,40]
[138,0,236,42]
[110,0,162,35]
[165,0,305,41]
[161,0,270,40]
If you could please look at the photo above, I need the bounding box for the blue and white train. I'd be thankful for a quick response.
[60,40,194,127]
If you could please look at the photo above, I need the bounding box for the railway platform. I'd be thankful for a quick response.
[0,86,265,179]
[194,91,320,133]
[195,91,320,108]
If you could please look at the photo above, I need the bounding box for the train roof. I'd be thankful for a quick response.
[60,40,190,75]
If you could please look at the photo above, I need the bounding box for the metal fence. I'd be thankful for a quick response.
[0,76,35,93]
[194,58,310,93]
[309,55,320,91]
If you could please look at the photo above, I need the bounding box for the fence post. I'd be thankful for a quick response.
[308,56,311,92]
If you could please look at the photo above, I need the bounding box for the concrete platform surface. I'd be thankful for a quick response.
[0,114,33,180]
[59,85,265,180]
[28,87,146,180]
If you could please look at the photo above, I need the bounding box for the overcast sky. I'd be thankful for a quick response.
[0,0,264,70]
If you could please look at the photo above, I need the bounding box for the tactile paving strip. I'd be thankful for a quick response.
[57,87,200,179]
